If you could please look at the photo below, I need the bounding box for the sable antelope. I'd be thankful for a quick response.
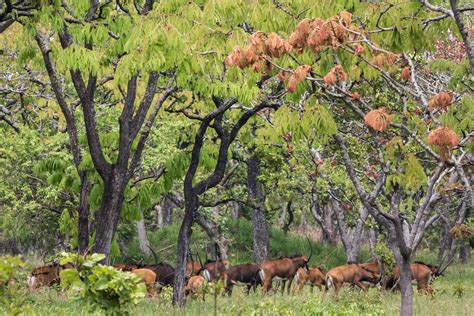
[358,261,386,288]
[325,263,380,297]
[131,268,157,296]
[413,261,440,277]
[185,275,206,300]
[199,259,230,281]
[294,267,325,293]
[260,238,313,295]
[224,263,262,296]
[28,262,73,290]
[385,262,433,294]
[142,262,175,288]
[113,263,138,272]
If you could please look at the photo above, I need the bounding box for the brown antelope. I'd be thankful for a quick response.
[385,262,433,294]
[325,263,380,297]
[358,261,386,288]
[113,263,138,271]
[185,275,206,300]
[28,262,74,290]
[199,259,230,282]
[260,238,313,294]
[131,268,157,296]
[224,263,262,296]
[294,267,325,293]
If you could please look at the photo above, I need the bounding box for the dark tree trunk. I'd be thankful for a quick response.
[172,195,197,306]
[282,201,294,234]
[77,174,91,253]
[91,173,128,262]
[247,155,269,263]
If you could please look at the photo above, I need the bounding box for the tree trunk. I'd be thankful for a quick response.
[398,258,414,316]
[91,173,128,262]
[230,201,242,219]
[172,196,197,307]
[162,195,174,225]
[137,213,151,257]
[155,204,163,228]
[77,174,91,253]
[459,244,471,263]
[195,213,229,260]
[247,155,269,263]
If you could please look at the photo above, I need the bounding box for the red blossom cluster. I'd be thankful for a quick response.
[428,91,453,112]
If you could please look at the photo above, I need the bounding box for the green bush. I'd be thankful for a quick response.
[59,252,147,316]
[0,255,32,315]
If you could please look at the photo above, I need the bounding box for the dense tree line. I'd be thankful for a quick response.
[0,1,472,315]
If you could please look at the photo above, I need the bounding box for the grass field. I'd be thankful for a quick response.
[2,222,472,315]
[4,259,471,316]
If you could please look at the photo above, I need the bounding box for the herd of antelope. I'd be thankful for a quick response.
[28,241,440,301]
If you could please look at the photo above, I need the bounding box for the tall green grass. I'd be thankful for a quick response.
[117,219,349,268]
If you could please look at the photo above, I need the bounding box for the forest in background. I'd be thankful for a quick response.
[0,0,472,315]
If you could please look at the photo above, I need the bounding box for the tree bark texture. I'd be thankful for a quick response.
[247,155,269,263]
[137,213,151,257]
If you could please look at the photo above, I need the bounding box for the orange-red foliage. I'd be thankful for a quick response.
[428,92,453,112]
[427,126,459,161]
[401,67,410,81]
[323,65,348,85]
[364,108,391,131]
[266,32,292,58]
[287,65,312,92]
[351,92,361,100]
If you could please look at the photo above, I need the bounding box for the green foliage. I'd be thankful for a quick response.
[0,255,32,315]
[59,252,146,315]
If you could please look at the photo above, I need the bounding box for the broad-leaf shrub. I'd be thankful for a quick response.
[59,252,146,316]
[0,255,32,315]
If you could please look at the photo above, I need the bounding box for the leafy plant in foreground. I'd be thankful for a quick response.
[59,252,146,316]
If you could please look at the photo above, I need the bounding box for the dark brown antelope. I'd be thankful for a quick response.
[385,262,433,294]
[260,238,313,295]
[325,263,380,297]
[293,267,325,292]
[28,262,74,290]
[224,263,262,296]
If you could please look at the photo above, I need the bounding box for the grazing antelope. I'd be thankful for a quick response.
[131,268,157,296]
[224,263,262,296]
[185,275,206,301]
[143,262,175,288]
[325,263,380,297]
[28,262,73,290]
[385,262,433,294]
[358,261,386,288]
[260,239,313,295]
[294,267,325,293]
[199,259,230,282]
[113,263,138,271]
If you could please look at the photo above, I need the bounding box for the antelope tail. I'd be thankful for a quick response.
[325,275,333,291]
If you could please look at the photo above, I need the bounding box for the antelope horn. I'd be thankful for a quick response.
[306,236,313,262]
[147,245,159,264]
